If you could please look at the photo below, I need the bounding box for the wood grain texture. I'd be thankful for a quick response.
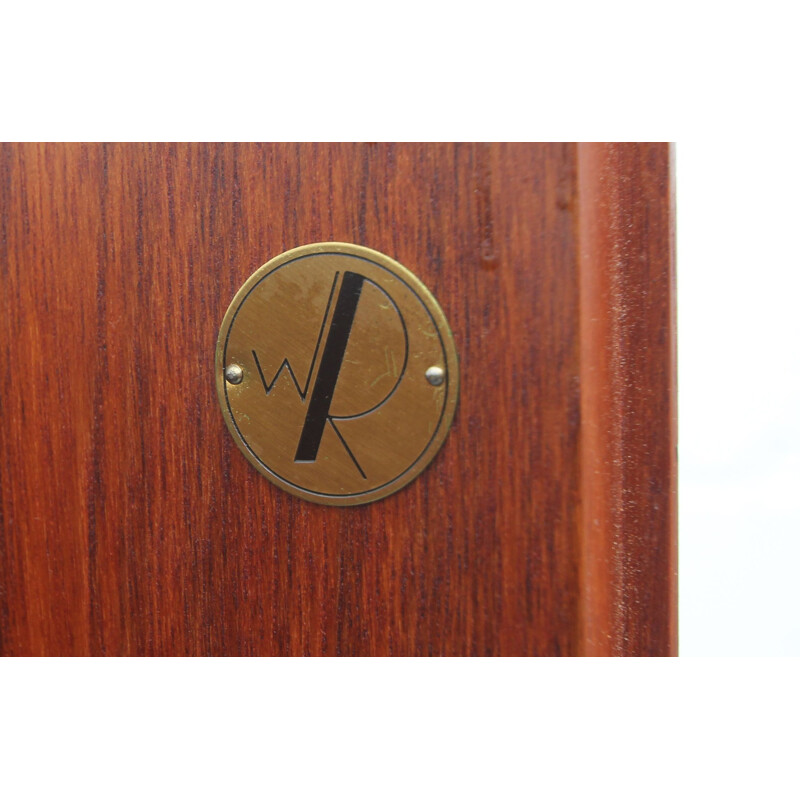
[0,143,675,656]
[577,143,677,656]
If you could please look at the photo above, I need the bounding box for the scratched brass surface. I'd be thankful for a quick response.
[215,243,459,506]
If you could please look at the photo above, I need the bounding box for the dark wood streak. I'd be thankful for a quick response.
[0,143,675,656]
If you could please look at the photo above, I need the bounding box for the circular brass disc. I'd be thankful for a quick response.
[215,243,459,506]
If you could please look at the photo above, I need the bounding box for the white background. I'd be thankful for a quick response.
[679,143,800,655]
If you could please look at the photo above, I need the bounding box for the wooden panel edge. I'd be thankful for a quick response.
[576,142,678,656]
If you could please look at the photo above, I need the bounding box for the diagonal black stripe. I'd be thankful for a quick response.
[301,270,340,397]
[295,270,364,462]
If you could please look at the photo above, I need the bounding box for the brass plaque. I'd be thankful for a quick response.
[216,243,459,506]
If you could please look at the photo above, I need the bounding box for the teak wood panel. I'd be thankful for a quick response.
[0,143,676,656]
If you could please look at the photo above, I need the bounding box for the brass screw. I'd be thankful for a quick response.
[425,366,445,386]
[225,364,244,385]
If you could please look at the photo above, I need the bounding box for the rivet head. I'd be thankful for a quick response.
[225,364,243,385]
[425,366,445,386]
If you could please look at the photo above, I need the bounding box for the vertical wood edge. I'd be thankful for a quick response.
[668,142,678,656]
[576,143,678,656]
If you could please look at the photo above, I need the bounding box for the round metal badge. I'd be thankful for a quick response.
[215,243,459,506]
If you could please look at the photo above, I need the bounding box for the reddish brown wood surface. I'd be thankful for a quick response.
[0,143,675,656]
[577,143,677,655]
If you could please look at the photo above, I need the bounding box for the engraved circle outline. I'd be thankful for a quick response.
[221,250,452,499]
